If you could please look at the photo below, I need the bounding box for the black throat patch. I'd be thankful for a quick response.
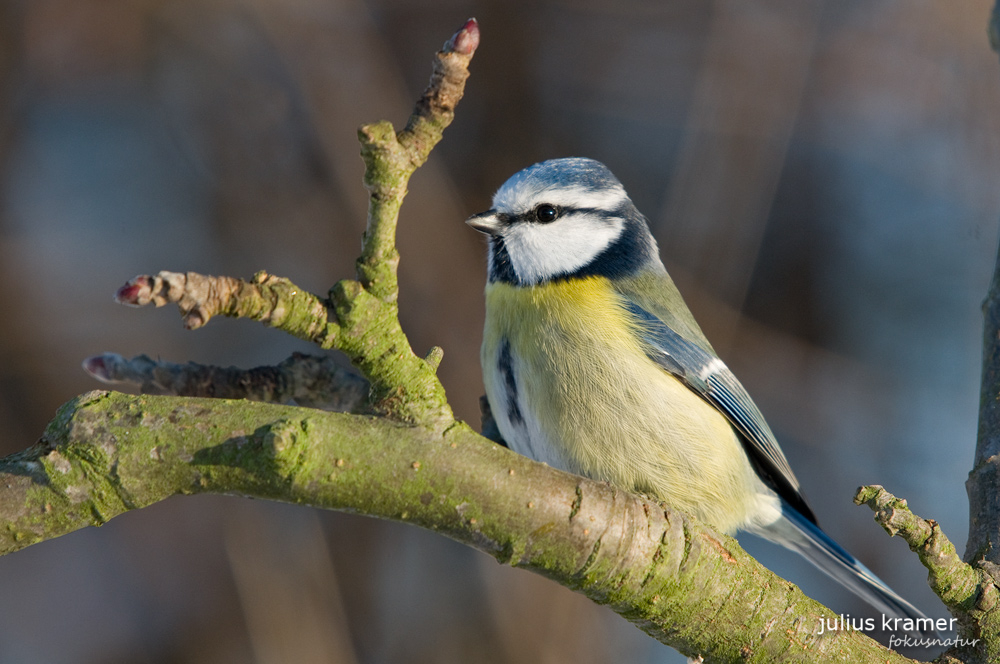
[488,236,519,285]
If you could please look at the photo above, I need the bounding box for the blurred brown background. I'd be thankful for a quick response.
[0,1,997,662]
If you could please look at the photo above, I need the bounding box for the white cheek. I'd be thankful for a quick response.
[504,216,623,284]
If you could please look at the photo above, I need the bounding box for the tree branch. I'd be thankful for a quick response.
[855,486,996,662]
[968,193,1000,571]
[107,20,479,428]
[969,116,1000,567]
[2,390,916,663]
[357,18,477,301]
[83,352,368,412]
[113,270,336,340]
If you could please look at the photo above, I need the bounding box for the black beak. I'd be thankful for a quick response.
[465,210,505,236]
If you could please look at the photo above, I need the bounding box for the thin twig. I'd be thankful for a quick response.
[83,352,368,412]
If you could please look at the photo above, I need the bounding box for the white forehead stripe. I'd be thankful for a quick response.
[502,212,625,284]
[493,183,627,214]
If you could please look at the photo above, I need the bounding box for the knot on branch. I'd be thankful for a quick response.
[260,418,311,484]
[190,417,320,496]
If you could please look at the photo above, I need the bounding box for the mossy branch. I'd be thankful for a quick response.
[115,270,337,341]
[855,486,998,662]
[1,390,917,664]
[109,21,479,428]
[356,19,477,300]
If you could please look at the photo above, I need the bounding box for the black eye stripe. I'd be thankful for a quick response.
[487,200,653,286]
[517,206,621,223]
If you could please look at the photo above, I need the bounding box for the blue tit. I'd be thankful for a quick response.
[466,157,930,630]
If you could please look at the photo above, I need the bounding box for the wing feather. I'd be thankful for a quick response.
[624,301,817,524]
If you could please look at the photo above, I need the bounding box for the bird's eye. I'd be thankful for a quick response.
[534,204,559,223]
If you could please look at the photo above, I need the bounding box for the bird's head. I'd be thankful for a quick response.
[467,158,659,286]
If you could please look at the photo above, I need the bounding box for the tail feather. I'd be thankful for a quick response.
[753,503,937,638]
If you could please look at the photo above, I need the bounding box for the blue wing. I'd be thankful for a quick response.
[624,301,817,524]
[622,299,937,632]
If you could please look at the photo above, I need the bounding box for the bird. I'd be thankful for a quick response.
[466,156,931,633]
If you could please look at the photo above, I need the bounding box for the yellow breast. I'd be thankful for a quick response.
[481,276,770,534]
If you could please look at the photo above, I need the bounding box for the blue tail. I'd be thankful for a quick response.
[754,502,937,638]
